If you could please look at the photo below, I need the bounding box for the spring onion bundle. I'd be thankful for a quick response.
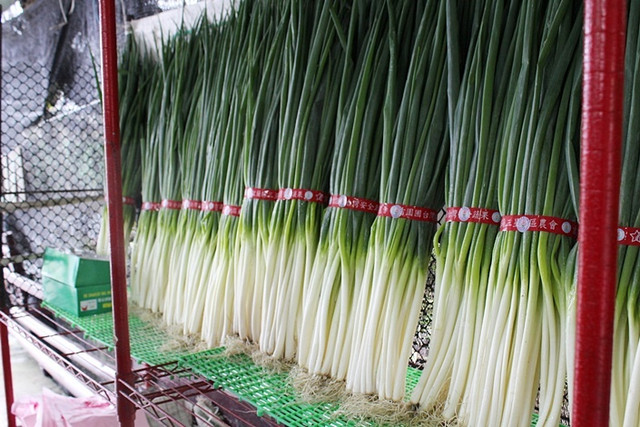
[411,0,513,418]
[259,0,344,360]
[161,22,208,327]
[298,0,388,379]
[201,1,264,347]
[179,18,235,336]
[232,2,287,342]
[130,50,163,309]
[347,0,449,401]
[96,35,147,255]
[449,1,582,425]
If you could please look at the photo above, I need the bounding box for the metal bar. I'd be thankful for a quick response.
[0,194,103,213]
[0,311,115,401]
[1,189,103,195]
[575,1,626,425]
[97,0,134,425]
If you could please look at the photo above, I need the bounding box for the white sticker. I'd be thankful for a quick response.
[516,216,531,232]
[458,207,471,221]
[246,188,254,199]
[618,228,625,241]
[338,195,347,208]
[81,299,98,312]
[390,205,403,219]
[305,190,313,200]
[492,212,502,223]
[223,206,231,215]
[562,222,572,234]
[284,188,293,200]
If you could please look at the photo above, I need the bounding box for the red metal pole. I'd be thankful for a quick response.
[97,1,135,425]
[0,323,16,427]
[574,1,626,425]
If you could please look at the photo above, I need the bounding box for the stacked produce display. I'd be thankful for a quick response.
[96,0,640,424]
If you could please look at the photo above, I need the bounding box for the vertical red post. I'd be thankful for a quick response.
[0,324,16,427]
[97,1,135,425]
[575,0,626,425]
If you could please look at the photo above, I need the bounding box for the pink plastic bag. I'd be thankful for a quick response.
[12,388,149,427]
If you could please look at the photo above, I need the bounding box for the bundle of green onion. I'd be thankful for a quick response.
[347,0,449,401]
[411,0,513,418]
[259,0,344,360]
[200,1,266,347]
[232,1,287,342]
[298,0,388,379]
[450,1,582,425]
[96,35,148,256]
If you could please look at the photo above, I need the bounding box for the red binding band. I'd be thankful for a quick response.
[182,199,202,210]
[141,202,161,211]
[245,187,278,201]
[500,214,578,238]
[201,201,224,212]
[161,199,182,210]
[222,204,241,217]
[277,188,328,203]
[328,194,379,214]
[377,203,438,222]
[123,197,136,206]
[617,226,640,246]
[446,206,501,225]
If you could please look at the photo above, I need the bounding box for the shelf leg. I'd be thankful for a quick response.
[0,321,15,427]
[575,1,627,425]
[97,0,135,425]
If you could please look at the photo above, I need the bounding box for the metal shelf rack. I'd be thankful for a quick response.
[0,0,628,426]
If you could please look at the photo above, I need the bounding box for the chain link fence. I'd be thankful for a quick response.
[1,15,104,294]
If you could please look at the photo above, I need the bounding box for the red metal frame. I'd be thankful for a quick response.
[97,0,135,425]
[575,0,627,425]
[0,321,15,427]
[0,1,632,425]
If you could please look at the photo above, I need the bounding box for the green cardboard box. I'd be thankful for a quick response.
[42,277,112,316]
[41,248,112,317]
[42,248,111,287]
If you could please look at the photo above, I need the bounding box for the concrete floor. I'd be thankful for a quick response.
[0,334,66,425]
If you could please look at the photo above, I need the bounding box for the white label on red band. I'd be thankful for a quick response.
[201,201,224,212]
[617,226,640,246]
[141,202,161,211]
[182,200,202,210]
[221,204,241,217]
[328,194,379,214]
[500,214,578,238]
[245,187,278,201]
[446,206,501,225]
[377,203,438,222]
[276,188,328,203]
[161,199,182,210]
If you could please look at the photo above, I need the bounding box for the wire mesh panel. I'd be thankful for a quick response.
[1,4,104,285]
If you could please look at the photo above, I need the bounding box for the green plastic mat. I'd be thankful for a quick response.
[42,302,563,426]
[180,348,423,427]
[42,302,195,366]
